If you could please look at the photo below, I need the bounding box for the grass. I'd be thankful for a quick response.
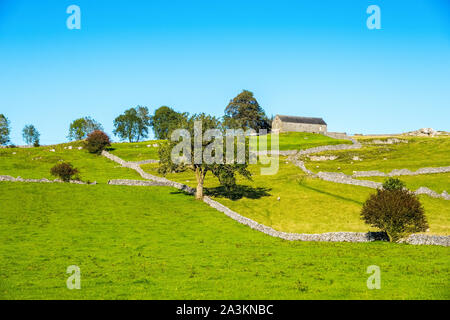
[0,143,141,184]
[109,140,163,162]
[357,173,450,194]
[141,159,450,235]
[0,182,449,299]
[108,132,351,161]
[303,136,450,175]
[253,132,352,151]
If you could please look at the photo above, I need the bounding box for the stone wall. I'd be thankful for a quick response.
[0,175,96,185]
[108,179,170,187]
[352,166,450,177]
[101,151,450,246]
[289,141,450,200]
[272,118,327,134]
[325,132,349,140]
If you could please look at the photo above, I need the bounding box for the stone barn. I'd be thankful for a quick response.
[272,115,327,134]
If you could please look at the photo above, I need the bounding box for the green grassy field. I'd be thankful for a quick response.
[109,140,163,162]
[357,173,450,194]
[252,132,352,151]
[0,143,141,184]
[303,136,450,175]
[108,132,352,162]
[141,159,450,235]
[0,183,448,299]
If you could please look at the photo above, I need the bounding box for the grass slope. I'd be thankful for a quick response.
[141,160,450,235]
[109,140,163,162]
[357,173,450,194]
[0,183,448,299]
[0,143,141,184]
[303,136,450,175]
[253,132,352,151]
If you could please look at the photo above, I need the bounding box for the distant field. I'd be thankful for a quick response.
[0,143,140,183]
[303,136,450,175]
[1,183,448,299]
[109,140,163,162]
[253,132,352,151]
[108,133,351,161]
[141,159,450,235]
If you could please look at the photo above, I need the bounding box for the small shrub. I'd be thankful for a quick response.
[86,130,111,154]
[361,188,428,242]
[50,162,79,182]
[382,177,405,191]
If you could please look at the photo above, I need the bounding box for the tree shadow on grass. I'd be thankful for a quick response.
[298,182,365,206]
[205,185,272,201]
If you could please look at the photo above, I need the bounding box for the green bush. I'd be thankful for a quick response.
[361,188,428,242]
[86,130,111,154]
[50,162,79,182]
[382,177,405,191]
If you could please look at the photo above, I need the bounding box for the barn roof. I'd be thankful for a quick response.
[276,115,327,125]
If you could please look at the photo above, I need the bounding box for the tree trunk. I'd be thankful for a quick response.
[195,167,204,200]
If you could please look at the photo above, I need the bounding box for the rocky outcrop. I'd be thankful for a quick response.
[367,138,408,145]
[406,128,438,137]
[309,155,338,161]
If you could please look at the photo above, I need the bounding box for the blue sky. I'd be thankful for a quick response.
[0,0,449,144]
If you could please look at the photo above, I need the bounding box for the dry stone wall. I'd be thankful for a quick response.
[101,151,449,246]
[288,139,450,200]
[0,175,96,185]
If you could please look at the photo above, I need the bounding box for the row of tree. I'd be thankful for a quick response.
[0,114,41,147]
[1,89,271,146]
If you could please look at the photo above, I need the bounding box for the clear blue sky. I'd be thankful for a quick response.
[0,0,449,144]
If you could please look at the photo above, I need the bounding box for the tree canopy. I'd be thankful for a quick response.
[68,117,103,141]
[150,106,188,140]
[158,113,251,199]
[113,106,151,142]
[22,124,40,146]
[224,90,271,131]
[0,114,11,146]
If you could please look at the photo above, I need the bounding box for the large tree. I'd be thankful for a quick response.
[150,106,188,140]
[0,114,11,146]
[68,117,103,141]
[113,106,151,142]
[22,124,40,147]
[158,113,251,200]
[224,90,271,131]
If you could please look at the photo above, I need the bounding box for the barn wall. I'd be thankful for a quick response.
[280,122,327,134]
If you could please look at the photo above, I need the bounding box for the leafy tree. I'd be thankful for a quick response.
[158,113,251,199]
[361,188,428,242]
[0,114,11,146]
[382,177,406,191]
[150,106,188,140]
[86,130,111,154]
[22,124,40,147]
[50,162,79,182]
[68,117,103,141]
[113,106,151,142]
[224,90,271,131]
